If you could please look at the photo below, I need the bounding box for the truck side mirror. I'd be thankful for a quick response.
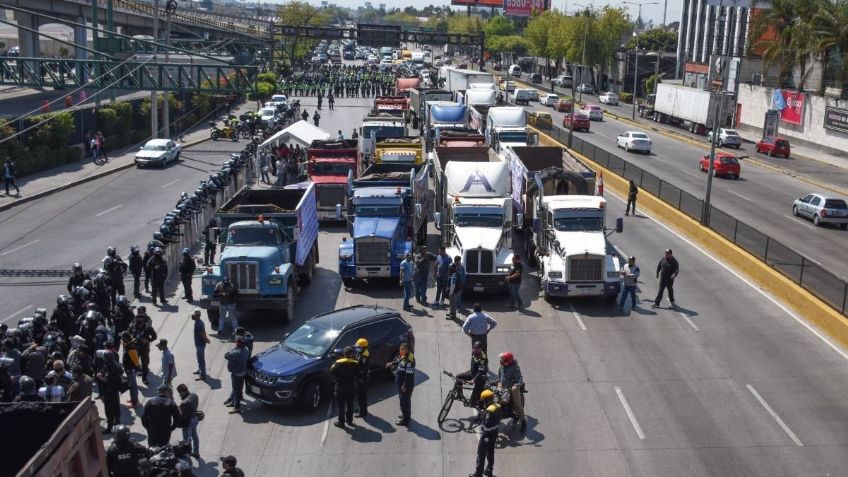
[529,133,539,145]
[434,212,441,228]
[293,228,301,241]
[415,203,422,219]
[330,348,343,359]
[616,217,624,233]
[335,203,343,220]
[516,213,524,230]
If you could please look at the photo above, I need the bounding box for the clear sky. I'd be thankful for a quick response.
[261,0,680,26]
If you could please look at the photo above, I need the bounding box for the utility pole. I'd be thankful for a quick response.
[573,2,591,103]
[623,0,658,119]
[162,4,172,139]
[151,0,160,139]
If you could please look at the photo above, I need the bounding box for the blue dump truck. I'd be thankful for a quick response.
[338,163,431,285]
[200,184,319,325]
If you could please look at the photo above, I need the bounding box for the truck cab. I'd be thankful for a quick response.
[486,106,538,154]
[374,136,424,165]
[307,139,359,220]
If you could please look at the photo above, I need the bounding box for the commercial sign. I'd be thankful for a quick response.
[451,0,504,7]
[772,89,804,125]
[824,106,848,134]
[503,0,548,16]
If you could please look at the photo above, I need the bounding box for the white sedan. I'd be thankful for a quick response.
[135,139,181,168]
[616,131,652,154]
[581,104,604,121]
[599,92,619,105]
[540,94,559,107]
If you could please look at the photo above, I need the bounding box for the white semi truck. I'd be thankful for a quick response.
[653,83,734,134]
[485,106,537,154]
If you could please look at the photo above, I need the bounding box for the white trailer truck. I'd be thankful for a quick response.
[653,83,734,134]
[485,106,537,154]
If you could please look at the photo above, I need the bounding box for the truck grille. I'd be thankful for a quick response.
[227,261,258,291]
[568,256,603,282]
[465,250,494,274]
[248,369,276,385]
[316,184,346,208]
[356,237,390,265]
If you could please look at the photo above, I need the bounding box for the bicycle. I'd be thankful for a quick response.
[438,370,481,425]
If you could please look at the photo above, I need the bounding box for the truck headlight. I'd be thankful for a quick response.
[548,271,562,279]
[339,251,353,260]
[496,267,509,273]
[275,375,296,384]
[268,277,284,286]
[607,271,619,278]
[201,278,218,287]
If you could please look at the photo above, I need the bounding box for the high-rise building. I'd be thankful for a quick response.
[676,0,751,80]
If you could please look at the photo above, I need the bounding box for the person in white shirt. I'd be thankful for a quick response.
[619,256,641,312]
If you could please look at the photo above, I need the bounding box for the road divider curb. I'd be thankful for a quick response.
[531,125,848,350]
[0,136,210,213]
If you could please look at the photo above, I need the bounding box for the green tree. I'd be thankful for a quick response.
[813,0,848,88]
[382,12,421,28]
[626,28,678,51]
[484,15,515,38]
[248,82,274,107]
[749,0,821,89]
[276,1,331,65]
[594,6,632,80]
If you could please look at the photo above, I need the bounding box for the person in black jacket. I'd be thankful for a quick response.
[106,425,152,477]
[131,313,157,385]
[128,245,144,298]
[67,263,91,294]
[354,338,370,418]
[653,248,680,308]
[147,248,168,306]
[3,158,19,196]
[626,180,638,216]
[97,345,124,433]
[457,341,488,407]
[330,346,359,428]
[141,384,180,447]
[179,248,196,302]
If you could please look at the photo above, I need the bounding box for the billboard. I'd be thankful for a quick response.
[451,0,504,6]
[772,89,805,125]
[504,0,548,16]
[824,106,848,134]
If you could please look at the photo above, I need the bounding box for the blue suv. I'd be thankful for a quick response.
[245,305,414,411]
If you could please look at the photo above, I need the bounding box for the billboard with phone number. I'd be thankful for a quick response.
[504,0,548,16]
[451,0,504,6]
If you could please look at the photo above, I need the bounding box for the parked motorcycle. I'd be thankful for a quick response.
[209,122,238,141]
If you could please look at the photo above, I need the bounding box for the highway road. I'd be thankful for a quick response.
[519,97,848,281]
[0,96,373,323]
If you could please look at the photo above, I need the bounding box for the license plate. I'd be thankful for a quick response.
[249,385,260,395]
[210,300,219,306]
[367,270,379,276]
[473,285,484,292]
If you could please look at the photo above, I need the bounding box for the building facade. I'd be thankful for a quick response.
[676,0,752,85]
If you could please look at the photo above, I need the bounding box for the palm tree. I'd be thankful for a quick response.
[813,0,848,89]
[749,0,822,89]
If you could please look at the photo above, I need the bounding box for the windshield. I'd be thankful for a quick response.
[283,323,338,357]
[498,131,528,143]
[143,143,168,151]
[553,216,604,232]
[380,152,418,163]
[363,125,405,139]
[454,212,503,227]
[631,133,649,140]
[226,227,279,246]
[824,199,848,209]
[720,157,739,165]
[355,205,402,217]
[310,162,353,175]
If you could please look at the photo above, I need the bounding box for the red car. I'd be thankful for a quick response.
[755,136,791,158]
[699,152,741,179]
[555,99,574,112]
[562,112,590,132]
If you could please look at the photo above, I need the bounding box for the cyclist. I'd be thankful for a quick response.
[456,341,488,407]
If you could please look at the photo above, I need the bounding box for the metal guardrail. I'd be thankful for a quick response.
[545,124,848,317]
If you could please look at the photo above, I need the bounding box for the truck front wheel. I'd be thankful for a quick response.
[282,282,296,323]
[207,309,220,330]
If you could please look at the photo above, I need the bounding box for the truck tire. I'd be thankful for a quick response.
[300,380,322,412]
[207,309,220,330]
[299,253,314,287]
[282,281,296,323]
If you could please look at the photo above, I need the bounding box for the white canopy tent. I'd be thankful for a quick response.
[259,120,330,149]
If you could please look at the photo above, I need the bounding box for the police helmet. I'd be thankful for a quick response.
[19,376,36,394]
[56,295,70,306]
[180,191,188,199]
[130,244,139,254]
[0,357,13,370]
[356,338,369,348]
[86,302,98,311]
[82,279,93,289]
[222,277,230,284]
[154,247,163,255]
[113,424,131,443]
[107,247,116,257]
[85,310,98,322]
[153,232,163,240]
[182,248,190,255]
[116,295,128,306]
[34,308,47,319]
[72,263,82,273]
[480,389,494,401]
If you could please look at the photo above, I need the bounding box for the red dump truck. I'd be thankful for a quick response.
[307,139,360,220]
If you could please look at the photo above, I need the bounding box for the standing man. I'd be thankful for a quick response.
[157,338,177,392]
[179,248,196,302]
[619,256,640,312]
[456,341,488,407]
[66,365,93,402]
[176,383,200,458]
[3,158,20,196]
[224,338,249,414]
[626,180,638,216]
[330,346,359,429]
[220,455,246,477]
[461,303,498,353]
[214,278,239,337]
[106,425,153,476]
[97,343,124,433]
[192,309,210,381]
[387,342,415,426]
[505,255,524,309]
[434,246,452,305]
[399,252,414,311]
[120,331,141,408]
[131,311,156,385]
[413,246,437,306]
[469,389,501,477]
[354,338,370,418]
[453,256,466,310]
[147,248,168,306]
[141,384,180,447]
[202,220,217,266]
[653,249,679,308]
[128,245,144,298]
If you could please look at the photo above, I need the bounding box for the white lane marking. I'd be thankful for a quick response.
[606,191,848,363]
[615,386,646,440]
[160,179,180,189]
[0,239,40,256]
[5,304,33,321]
[682,170,699,177]
[568,302,588,331]
[612,245,629,260]
[319,400,333,447]
[746,384,804,447]
[679,312,700,332]
[95,204,123,217]
[783,215,817,230]
[727,190,753,201]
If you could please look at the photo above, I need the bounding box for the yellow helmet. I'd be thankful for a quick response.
[356,338,369,348]
[480,389,494,401]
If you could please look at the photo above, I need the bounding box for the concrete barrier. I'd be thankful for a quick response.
[530,125,848,349]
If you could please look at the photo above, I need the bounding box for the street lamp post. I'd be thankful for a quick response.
[162,7,172,139]
[623,0,658,119]
[151,0,160,139]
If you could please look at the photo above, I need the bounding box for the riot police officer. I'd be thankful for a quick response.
[202,219,217,266]
[146,248,168,306]
[97,343,124,432]
[128,245,143,298]
[67,263,90,294]
[131,314,156,385]
[111,296,133,340]
[106,425,152,477]
[52,295,76,338]
[104,246,128,305]
[92,271,113,318]
[179,248,196,302]
[14,376,44,402]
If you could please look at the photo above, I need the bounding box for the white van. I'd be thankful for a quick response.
[513,88,538,105]
[508,64,522,77]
